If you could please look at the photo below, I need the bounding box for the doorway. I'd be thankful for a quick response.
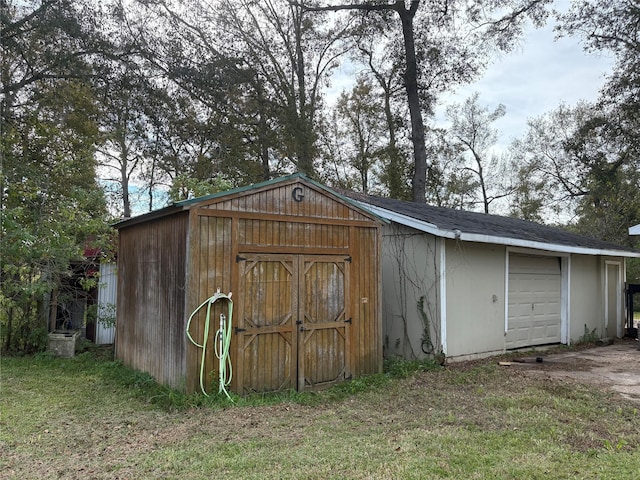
[235,254,351,393]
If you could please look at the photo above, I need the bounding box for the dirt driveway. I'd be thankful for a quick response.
[505,340,640,404]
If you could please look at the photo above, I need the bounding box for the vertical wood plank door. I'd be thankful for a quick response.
[299,256,349,391]
[236,254,350,393]
[236,255,297,394]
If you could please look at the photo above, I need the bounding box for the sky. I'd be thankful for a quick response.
[328,11,615,153]
[434,15,615,151]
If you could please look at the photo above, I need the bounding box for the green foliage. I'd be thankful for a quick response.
[321,77,387,194]
[168,174,233,202]
[576,324,600,345]
[510,2,640,232]
[603,438,628,452]
[1,64,110,353]
[383,356,441,379]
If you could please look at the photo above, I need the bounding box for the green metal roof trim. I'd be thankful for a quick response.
[173,172,303,207]
[113,173,387,229]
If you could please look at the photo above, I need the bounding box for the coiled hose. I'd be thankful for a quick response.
[186,289,234,400]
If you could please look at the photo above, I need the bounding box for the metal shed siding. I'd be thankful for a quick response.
[116,212,189,388]
[96,262,116,345]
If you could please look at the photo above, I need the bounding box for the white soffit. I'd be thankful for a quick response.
[359,202,640,258]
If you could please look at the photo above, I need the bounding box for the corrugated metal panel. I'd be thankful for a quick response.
[96,262,117,345]
[116,212,189,389]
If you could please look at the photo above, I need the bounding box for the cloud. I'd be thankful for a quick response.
[437,21,614,148]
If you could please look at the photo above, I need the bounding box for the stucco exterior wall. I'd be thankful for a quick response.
[445,240,506,358]
[568,255,626,342]
[380,220,631,362]
[380,224,439,359]
[568,255,602,341]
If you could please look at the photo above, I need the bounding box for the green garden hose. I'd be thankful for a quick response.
[186,289,234,400]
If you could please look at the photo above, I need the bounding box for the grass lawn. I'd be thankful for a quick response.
[1,347,639,479]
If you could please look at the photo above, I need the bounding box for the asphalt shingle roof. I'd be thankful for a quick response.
[346,192,638,255]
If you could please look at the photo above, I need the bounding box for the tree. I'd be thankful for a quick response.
[95,64,155,218]
[566,108,640,244]
[445,92,512,213]
[109,0,271,199]
[354,27,411,199]
[1,1,111,353]
[509,103,595,223]
[508,0,640,239]
[423,127,478,209]
[1,80,108,353]
[323,77,387,193]
[1,0,109,116]
[302,0,551,202]
[217,0,354,178]
[510,100,640,244]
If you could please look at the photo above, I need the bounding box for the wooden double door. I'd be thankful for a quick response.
[235,254,351,393]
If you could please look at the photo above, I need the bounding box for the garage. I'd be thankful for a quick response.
[507,254,562,349]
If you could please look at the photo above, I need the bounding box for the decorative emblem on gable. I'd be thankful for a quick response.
[292,186,305,202]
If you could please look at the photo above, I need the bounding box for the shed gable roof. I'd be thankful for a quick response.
[347,193,640,257]
[114,173,384,229]
[630,224,640,236]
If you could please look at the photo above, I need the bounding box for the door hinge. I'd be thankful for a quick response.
[236,254,246,263]
[234,327,246,333]
[344,255,352,263]
[345,318,352,324]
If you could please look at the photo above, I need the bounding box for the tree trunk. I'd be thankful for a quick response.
[302,0,429,197]
[118,137,131,218]
[293,3,315,177]
[256,78,271,181]
[49,287,59,332]
[397,2,428,203]
[383,89,405,199]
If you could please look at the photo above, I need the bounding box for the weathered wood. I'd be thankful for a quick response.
[116,176,382,394]
[236,255,297,393]
[299,256,348,390]
[116,212,189,389]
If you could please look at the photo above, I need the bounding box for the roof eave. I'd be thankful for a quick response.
[113,174,388,229]
[111,204,184,229]
[360,202,640,258]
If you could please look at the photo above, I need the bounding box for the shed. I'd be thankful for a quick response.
[114,174,383,394]
[85,262,116,345]
[347,193,640,362]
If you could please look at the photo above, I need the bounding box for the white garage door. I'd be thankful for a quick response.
[506,254,561,349]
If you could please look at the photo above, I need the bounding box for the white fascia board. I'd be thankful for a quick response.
[457,232,640,257]
[630,224,640,235]
[353,202,446,238]
[357,202,640,258]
